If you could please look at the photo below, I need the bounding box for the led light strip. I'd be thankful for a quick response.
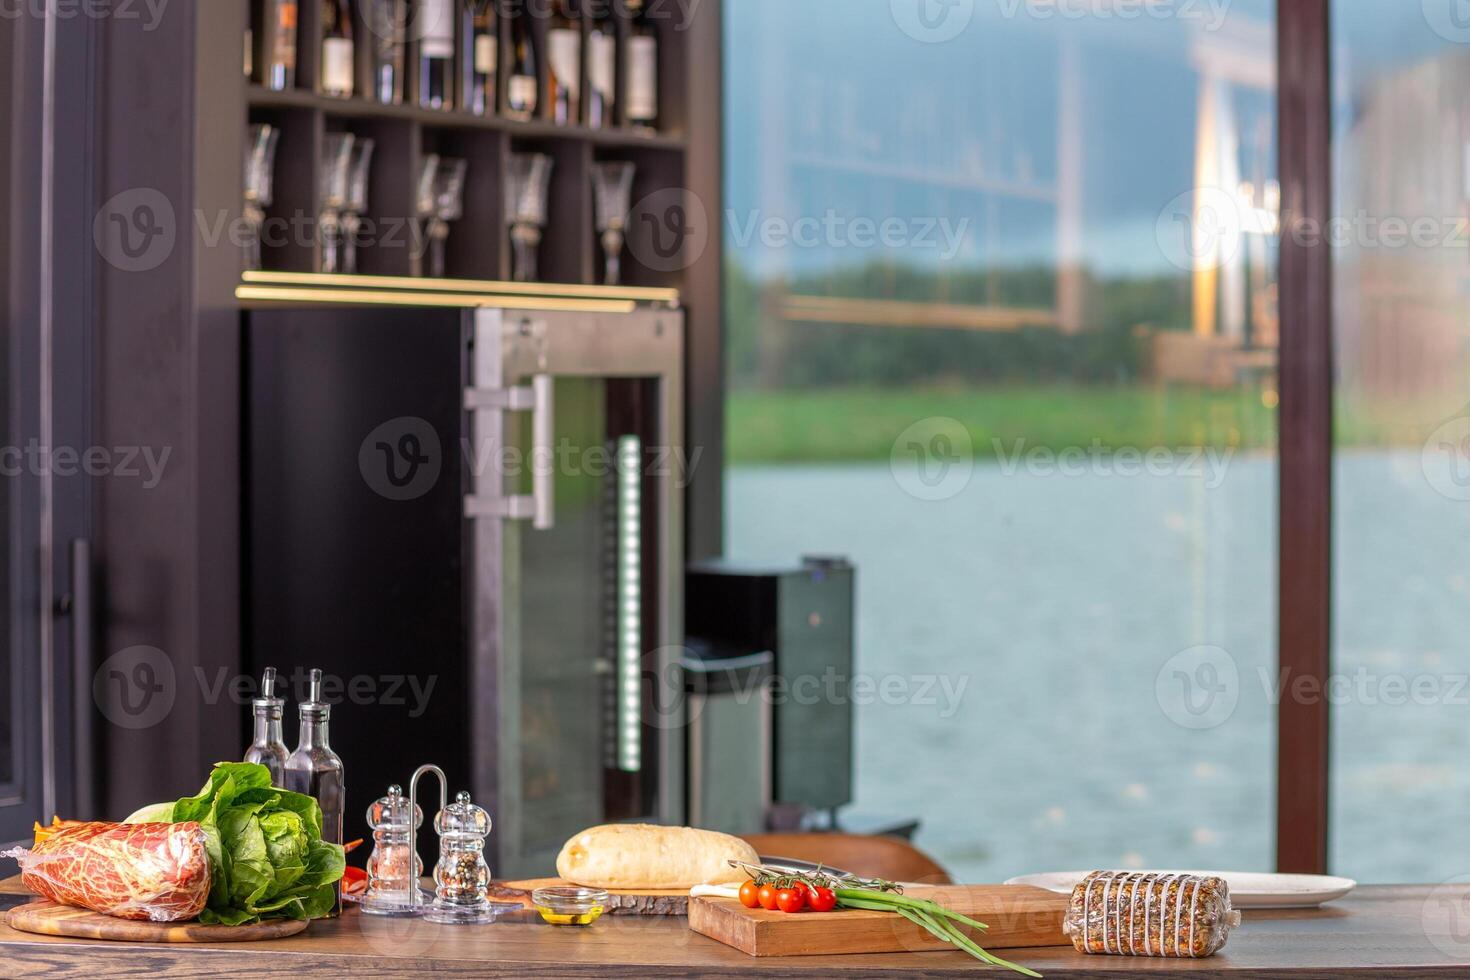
[617,435,643,773]
[236,285,636,314]
[241,269,680,305]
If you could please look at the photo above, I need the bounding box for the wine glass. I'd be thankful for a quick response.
[341,138,376,275]
[243,124,281,272]
[505,153,555,283]
[320,132,356,274]
[591,161,636,286]
[426,157,469,279]
[414,153,441,276]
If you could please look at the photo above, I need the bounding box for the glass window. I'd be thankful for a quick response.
[1330,0,1470,882]
[725,0,1278,881]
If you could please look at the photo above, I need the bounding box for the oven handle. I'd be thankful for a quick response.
[462,373,555,530]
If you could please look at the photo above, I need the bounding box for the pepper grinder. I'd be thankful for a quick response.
[243,667,288,786]
[424,791,497,924]
[286,668,345,916]
[361,785,427,917]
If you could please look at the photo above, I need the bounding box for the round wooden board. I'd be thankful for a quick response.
[6,900,310,943]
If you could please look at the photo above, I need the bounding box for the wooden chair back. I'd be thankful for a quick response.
[741,833,954,885]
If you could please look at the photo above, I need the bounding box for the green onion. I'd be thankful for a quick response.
[835,888,989,932]
[732,861,1041,977]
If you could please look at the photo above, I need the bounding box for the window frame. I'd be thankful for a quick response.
[699,1,1339,874]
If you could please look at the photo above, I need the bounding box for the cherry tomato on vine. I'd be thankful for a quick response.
[738,880,761,909]
[757,882,779,910]
[775,886,807,913]
[805,885,837,912]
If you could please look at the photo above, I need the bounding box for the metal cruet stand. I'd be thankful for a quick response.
[407,764,447,916]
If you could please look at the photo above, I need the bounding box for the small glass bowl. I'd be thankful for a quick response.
[531,886,609,926]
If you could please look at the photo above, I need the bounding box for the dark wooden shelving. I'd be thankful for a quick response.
[243,0,689,285]
[247,85,687,150]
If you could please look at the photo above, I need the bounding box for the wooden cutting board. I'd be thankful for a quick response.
[689,884,1069,956]
[6,900,310,943]
[489,877,691,915]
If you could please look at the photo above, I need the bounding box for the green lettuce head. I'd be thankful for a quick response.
[127,761,345,925]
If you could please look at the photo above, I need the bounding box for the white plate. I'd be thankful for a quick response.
[1003,870,1356,909]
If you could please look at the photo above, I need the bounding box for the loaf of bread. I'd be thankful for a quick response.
[555,824,759,890]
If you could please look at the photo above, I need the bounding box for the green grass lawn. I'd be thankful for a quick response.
[726,385,1439,464]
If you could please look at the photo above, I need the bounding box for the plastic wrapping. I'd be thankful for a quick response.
[2,821,211,922]
[1063,870,1240,958]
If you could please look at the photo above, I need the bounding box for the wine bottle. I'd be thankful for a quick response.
[321,0,355,97]
[624,0,657,131]
[419,0,455,109]
[504,0,538,122]
[585,0,614,129]
[245,0,256,79]
[546,0,580,126]
[369,0,405,104]
[464,0,497,115]
[265,0,299,91]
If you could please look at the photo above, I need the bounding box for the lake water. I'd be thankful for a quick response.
[727,451,1470,884]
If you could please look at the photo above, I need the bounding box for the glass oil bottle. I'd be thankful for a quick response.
[286,668,345,915]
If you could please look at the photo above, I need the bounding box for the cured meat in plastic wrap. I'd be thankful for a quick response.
[1063,870,1241,958]
[4,821,211,922]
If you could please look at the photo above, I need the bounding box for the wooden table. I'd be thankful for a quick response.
[5,877,1470,977]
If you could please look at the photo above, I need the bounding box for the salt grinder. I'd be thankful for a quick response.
[360,784,426,917]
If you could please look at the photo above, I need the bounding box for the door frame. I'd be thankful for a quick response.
[1,1,97,845]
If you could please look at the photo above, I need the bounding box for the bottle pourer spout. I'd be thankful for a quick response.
[308,668,323,704]
[261,666,277,699]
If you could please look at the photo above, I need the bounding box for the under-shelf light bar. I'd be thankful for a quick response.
[236,285,636,314]
[241,270,679,306]
[617,435,643,773]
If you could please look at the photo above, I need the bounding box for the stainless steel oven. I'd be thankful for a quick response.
[246,302,685,879]
[464,307,685,877]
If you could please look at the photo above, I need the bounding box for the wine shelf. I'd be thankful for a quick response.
[244,0,689,291]
[248,86,686,150]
